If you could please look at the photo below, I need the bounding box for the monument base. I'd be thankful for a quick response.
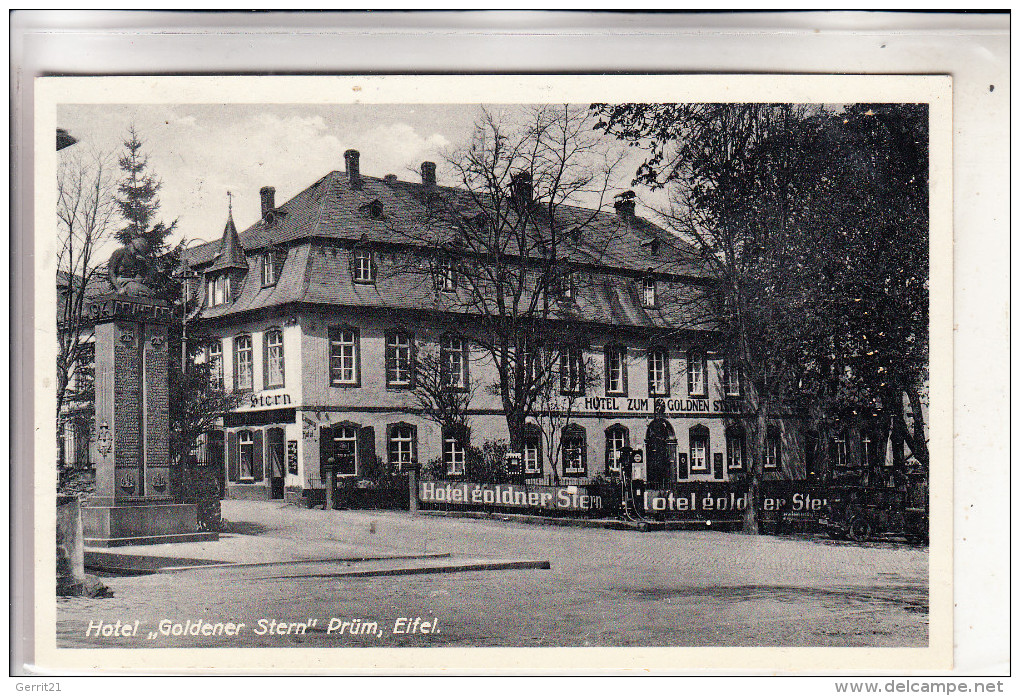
[83,504,218,547]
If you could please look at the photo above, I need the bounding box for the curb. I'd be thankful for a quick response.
[257,558,551,579]
[85,550,452,575]
[419,509,740,531]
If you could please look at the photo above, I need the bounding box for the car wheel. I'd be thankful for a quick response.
[847,517,872,543]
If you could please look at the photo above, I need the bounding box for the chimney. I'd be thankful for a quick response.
[260,186,276,220]
[420,161,436,187]
[384,174,398,186]
[614,190,636,219]
[344,149,362,188]
[511,172,533,209]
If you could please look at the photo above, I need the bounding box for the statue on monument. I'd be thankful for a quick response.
[107,235,155,297]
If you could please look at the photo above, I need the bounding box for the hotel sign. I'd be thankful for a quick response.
[643,483,830,520]
[420,481,604,512]
[238,391,293,411]
[580,396,743,415]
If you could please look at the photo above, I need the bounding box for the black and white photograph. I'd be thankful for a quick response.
[28,72,961,674]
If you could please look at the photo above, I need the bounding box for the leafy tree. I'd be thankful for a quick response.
[592,103,828,532]
[794,105,929,475]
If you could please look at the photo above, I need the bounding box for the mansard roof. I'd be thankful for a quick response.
[183,168,717,332]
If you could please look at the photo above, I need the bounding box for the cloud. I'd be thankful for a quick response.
[344,122,449,179]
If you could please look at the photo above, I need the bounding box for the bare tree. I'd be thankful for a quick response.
[529,351,601,484]
[387,105,626,454]
[56,147,118,468]
[406,336,479,435]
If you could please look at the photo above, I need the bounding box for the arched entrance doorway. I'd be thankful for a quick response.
[645,419,676,486]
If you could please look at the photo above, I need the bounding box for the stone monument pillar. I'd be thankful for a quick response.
[82,293,216,546]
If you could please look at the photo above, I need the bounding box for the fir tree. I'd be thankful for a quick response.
[114,125,181,300]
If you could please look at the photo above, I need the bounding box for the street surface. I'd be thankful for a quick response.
[59,500,928,648]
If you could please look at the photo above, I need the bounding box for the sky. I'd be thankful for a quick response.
[57,103,656,249]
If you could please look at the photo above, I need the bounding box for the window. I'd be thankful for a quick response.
[561,427,587,476]
[233,335,253,391]
[687,350,706,396]
[73,342,95,395]
[559,346,585,395]
[385,332,414,388]
[606,425,629,475]
[833,434,848,468]
[765,428,781,469]
[238,431,254,480]
[353,248,375,283]
[388,424,416,469]
[689,426,709,471]
[207,341,224,390]
[604,346,627,396]
[324,425,358,476]
[557,266,574,300]
[264,328,285,388]
[642,277,657,308]
[443,426,468,476]
[521,344,544,386]
[648,348,670,397]
[206,274,231,307]
[861,433,873,468]
[523,428,542,475]
[329,326,360,386]
[438,255,457,292]
[723,359,741,397]
[261,252,280,287]
[441,335,469,390]
[726,428,745,471]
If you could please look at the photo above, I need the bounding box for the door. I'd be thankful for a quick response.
[645,419,676,486]
[267,427,285,500]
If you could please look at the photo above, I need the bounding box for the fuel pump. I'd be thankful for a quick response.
[619,447,650,523]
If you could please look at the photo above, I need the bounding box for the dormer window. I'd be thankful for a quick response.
[360,199,384,219]
[353,247,376,284]
[555,266,574,300]
[642,277,657,308]
[206,273,231,307]
[438,255,457,292]
[261,252,279,287]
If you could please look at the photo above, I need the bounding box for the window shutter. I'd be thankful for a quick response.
[319,425,332,481]
[263,334,270,390]
[358,426,376,476]
[647,350,655,397]
[408,334,417,389]
[252,429,264,481]
[227,431,239,482]
[277,332,285,387]
[621,348,628,395]
[274,249,287,277]
[384,334,394,385]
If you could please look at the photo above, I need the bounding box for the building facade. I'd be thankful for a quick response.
[182,150,815,505]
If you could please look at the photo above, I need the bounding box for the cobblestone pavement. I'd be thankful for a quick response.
[59,501,928,648]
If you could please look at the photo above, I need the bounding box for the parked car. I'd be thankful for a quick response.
[818,473,928,544]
